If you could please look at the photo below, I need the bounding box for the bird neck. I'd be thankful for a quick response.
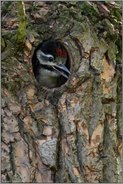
[38,67,59,88]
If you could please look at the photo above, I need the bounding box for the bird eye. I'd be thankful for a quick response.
[49,56,54,62]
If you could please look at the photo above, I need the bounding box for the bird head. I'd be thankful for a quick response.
[36,41,70,79]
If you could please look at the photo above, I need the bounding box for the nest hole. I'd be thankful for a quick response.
[32,39,71,89]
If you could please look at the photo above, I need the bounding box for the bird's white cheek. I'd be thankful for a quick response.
[36,51,44,64]
[36,50,41,59]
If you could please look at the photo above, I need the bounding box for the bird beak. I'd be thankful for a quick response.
[52,64,70,79]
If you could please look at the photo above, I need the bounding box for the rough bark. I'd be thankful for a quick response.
[1,1,122,183]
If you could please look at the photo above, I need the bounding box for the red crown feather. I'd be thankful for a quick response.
[56,48,67,57]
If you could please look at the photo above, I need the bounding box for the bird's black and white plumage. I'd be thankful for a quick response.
[32,40,70,88]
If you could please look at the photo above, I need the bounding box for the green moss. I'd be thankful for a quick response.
[79,1,99,24]
[2,1,12,14]
[15,2,27,43]
[108,42,117,63]
[115,36,122,64]
[1,37,6,49]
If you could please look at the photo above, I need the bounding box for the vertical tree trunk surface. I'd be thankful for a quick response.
[1,1,122,183]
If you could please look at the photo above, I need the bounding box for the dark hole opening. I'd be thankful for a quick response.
[32,39,71,89]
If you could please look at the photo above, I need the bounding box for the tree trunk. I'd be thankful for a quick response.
[1,1,122,183]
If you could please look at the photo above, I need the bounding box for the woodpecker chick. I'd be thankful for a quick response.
[32,40,70,88]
